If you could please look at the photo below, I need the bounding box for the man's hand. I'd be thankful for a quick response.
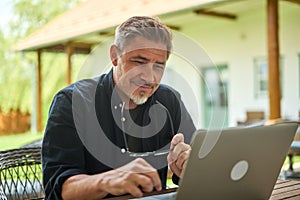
[99,158,162,198]
[62,158,161,199]
[167,133,191,177]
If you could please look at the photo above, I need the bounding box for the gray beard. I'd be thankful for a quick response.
[130,95,148,105]
[130,91,148,105]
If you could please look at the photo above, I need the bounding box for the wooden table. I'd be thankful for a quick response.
[107,179,300,200]
[270,179,300,199]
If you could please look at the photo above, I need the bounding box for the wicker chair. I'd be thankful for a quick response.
[0,147,44,200]
[0,187,7,200]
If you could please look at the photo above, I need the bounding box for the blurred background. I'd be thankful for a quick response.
[0,0,299,156]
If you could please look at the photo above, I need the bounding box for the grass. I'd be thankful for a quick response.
[167,178,177,188]
[0,131,44,151]
[294,156,300,163]
[283,155,300,170]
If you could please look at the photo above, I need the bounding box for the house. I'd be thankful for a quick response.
[14,0,300,130]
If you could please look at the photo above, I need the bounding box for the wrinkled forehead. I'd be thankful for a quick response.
[121,36,168,55]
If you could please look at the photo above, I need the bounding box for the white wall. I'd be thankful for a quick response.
[279,2,300,119]
[172,2,300,127]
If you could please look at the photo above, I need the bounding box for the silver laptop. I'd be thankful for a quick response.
[131,123,298,200]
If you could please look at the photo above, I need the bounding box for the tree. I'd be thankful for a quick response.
[0,0,84,123]
[10,0,83,38]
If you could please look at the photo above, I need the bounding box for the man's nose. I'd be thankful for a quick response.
[140,64,155,83]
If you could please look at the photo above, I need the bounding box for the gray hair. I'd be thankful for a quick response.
[114,16,172,56]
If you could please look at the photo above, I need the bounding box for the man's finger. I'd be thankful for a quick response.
[142,169,162,191]
[170,133,184,150]
[134,159,162,191]
[173,143,191,155]
[169,162,181,177]
[135,175,155,193]
[169,142,191,163]
[125,182,143,197]
[175,149,190,169]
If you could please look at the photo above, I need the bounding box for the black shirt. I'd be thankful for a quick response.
[42,69,196,199]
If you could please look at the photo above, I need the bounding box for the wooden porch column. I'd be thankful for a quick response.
[267,0,281,119]
[37,50,43,131]
[66,45,74,85]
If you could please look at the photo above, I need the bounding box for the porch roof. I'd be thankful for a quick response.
[13,0,221,52]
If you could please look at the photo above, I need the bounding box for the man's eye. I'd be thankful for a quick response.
[133,60,145,64]
[154,64,165,70]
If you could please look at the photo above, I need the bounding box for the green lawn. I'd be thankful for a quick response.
[0,131,43,150]
[283,155,300,169]
[294,156,300,163]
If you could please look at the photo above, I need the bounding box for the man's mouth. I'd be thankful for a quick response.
[139,85,153,90]
[133,81,154,91]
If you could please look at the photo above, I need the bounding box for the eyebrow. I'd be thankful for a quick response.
[132,55,166,65]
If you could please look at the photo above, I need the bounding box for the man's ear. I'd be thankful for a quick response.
[110,45,119,66]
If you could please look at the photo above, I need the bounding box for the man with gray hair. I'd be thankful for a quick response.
[42,16,196,199]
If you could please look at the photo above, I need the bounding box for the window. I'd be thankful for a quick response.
[254,56,283,99]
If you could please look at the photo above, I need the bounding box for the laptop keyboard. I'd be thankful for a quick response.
[130,191,177,200]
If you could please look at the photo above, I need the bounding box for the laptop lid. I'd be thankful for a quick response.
[175,123,298,200]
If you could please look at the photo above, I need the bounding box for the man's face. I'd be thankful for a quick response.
[112,36,168,106]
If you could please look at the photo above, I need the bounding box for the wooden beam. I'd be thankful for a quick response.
[73,46,91,54]
[70,42,92,54]
[99,31,114,36]
[166,24,181,31]
[43,44,65,52]
[194,9,237,20]
[65,44,73,85]
[37,50,43,131]
[267,0,281,119]
[68,42,94,49]
[41,43,92,54]
[283,0,300,5]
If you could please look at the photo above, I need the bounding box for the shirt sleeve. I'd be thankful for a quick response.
[42,90,86,200]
